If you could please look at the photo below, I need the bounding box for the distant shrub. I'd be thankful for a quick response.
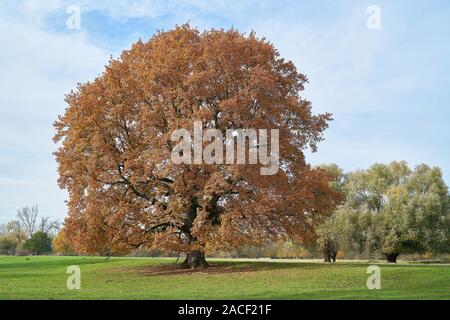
[15,243,31,256]
[0,238,17,255]
[23,231,52,255]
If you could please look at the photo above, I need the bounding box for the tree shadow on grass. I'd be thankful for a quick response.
[129,259,360,276]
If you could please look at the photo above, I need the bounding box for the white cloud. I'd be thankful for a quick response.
[246,3,450,181]
[76,0,171,20]
[0,3,109,224]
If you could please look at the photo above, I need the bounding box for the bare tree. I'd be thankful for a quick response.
[38,216,60,236]
[0,224,7,238]
[17,206,38,238]
[6,220,26,242]
[16,206,60,238]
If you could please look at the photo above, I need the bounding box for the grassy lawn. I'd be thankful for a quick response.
[0,255,448,300]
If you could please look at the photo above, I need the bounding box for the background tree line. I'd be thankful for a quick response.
[0,206,60,255]
[2,161,449,262]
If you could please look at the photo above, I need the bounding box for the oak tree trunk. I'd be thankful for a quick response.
[181,251,208,269]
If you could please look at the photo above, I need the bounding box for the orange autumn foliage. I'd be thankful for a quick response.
[54,25,342,257]
[52,228,74,256]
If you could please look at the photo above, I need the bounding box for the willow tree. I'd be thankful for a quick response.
[336,162,450,263]
[54,25,340,268]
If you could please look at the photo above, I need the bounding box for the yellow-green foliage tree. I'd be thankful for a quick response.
[322,161,450,263]
[52,229,74,256]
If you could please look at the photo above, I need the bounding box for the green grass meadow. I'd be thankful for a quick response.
[0,256,449,300]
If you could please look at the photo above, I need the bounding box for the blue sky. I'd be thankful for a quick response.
[0,0,449,224]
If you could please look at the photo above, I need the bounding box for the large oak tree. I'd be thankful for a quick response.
[54,25,341,268]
